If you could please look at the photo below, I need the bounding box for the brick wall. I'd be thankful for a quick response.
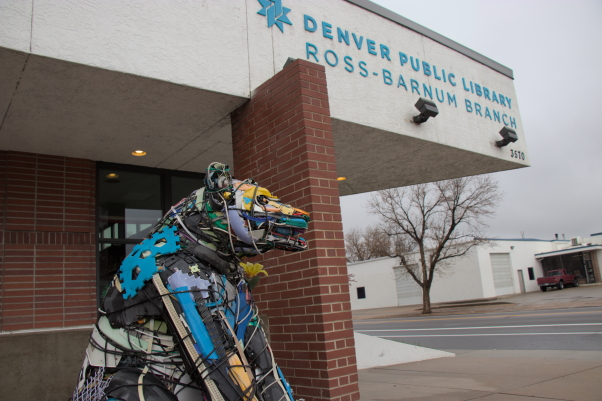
[0,151,97,332]
[231,60,359,401]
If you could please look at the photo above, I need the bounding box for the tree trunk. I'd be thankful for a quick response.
[421,285,432,314]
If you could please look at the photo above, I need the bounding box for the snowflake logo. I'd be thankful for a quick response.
[257,0,292,33]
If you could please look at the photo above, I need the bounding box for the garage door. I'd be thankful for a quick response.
[490,253,514,296]
[394,266,423,306]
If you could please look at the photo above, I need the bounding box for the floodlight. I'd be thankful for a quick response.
[413,97,439,124]
[496,127,518,147]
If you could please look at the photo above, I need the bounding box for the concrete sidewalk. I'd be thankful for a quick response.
[358,350,602,401]
[353,286,602,400]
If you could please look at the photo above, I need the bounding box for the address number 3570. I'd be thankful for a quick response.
[510,149,525,160]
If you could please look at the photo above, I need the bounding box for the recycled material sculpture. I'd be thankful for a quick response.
[72,162,310,401]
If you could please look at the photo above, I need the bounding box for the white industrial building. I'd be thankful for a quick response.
[348,233,602,310]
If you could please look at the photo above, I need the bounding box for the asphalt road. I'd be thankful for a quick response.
[354,306,602,351]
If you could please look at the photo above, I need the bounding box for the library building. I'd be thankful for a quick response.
[0,1,528,400]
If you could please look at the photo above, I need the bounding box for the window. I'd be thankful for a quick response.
[97,162,204,301]
[528,267,535,280]
[357,287,366,299]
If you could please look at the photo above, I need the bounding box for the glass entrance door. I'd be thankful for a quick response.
[97,163,204,300]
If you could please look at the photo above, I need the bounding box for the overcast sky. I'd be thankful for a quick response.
[340,0,602,241]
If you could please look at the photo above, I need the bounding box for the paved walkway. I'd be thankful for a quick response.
[354,285,602,400]
[358,350,602,401]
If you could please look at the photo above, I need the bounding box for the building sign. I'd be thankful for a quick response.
[255,0,518,133]
[302,14,518,130]
[257,0,292,32]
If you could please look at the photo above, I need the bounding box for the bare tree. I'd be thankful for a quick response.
[345,225,391,262]
[366,175,502,314]
[345,227,368,262]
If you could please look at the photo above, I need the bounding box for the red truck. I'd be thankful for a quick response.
[537,269,579,291]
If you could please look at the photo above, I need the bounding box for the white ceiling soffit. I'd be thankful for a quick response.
[333,118,523,196]
[0,48,247,173]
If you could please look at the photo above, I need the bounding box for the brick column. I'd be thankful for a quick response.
[231,60,359,401]
[0,151,97,332]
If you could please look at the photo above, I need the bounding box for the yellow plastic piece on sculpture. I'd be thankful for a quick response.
[242,187,273,210]
[227,354,257,401]
[240,262,268,278]
[266,201,295,215]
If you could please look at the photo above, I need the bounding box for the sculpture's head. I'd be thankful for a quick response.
[202,162,310,256]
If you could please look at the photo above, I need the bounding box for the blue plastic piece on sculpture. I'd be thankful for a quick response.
[172,286,218,360]
[241,212,277,223]
[277,366,295,401]
[118,226,181,299]
[225,299,237,330]
[236,293,252,340]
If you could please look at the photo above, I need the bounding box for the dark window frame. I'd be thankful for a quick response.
[528,267,535,280]
[357,287,366,299]
[95,161,205,304]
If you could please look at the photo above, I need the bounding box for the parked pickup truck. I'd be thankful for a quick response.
[537,269,579,291]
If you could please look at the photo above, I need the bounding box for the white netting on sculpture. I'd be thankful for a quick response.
[72,367,111,401]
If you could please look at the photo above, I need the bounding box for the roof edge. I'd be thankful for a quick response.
[484,238,568,242]
[344,0,514,79]
[347,256,393,265]
[535,244,602,257]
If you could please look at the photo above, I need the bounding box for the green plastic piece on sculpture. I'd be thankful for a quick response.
[206,202,229,231]
[280,216,308,228]
[118,226,181,299]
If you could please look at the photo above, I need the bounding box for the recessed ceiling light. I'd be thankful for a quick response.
[132,150,147,156]
[105,173,119,179]
[337,177,347,181]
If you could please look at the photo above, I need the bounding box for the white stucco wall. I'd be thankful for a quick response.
[268,1,527,165]
[349,248,484,309]
[0,0,528,167]
[590,234,602,246]
[476,240,566,295]
[348,257,398,310]
[1,0,251,97]
[347,239,574,311]
[386,247,484,306]
[428,247,484,303]
[0,0,31,53]
[350,236,599,311]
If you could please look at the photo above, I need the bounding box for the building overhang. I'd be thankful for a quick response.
[1,0,530,193]
[0,48,245,173]
[535,245,602,259]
